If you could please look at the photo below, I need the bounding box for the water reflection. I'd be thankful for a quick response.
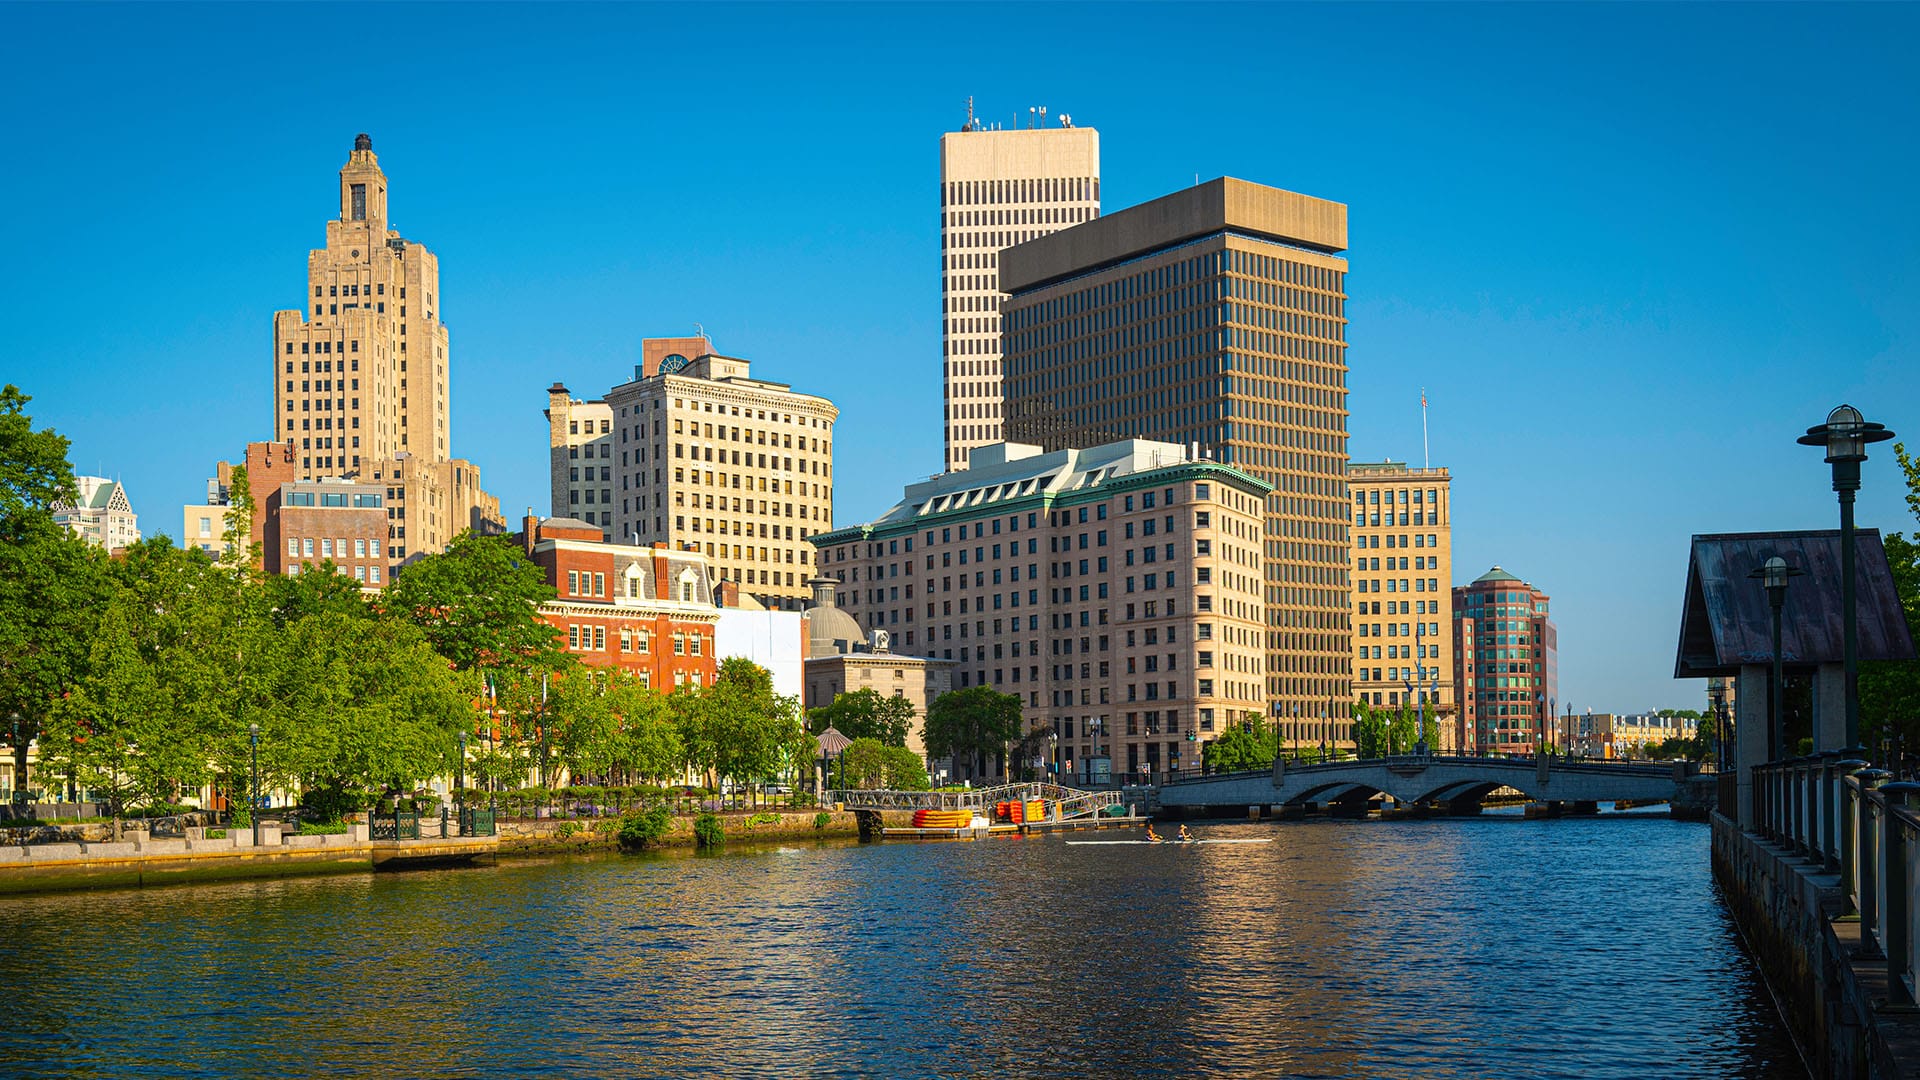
[0,819,1800,1078]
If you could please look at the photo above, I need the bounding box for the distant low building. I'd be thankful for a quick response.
[798,579,956,774]
[51,476,140,551]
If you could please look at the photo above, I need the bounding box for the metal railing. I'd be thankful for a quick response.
[370,810,420,841]
[825,782,1121,818]
[460,807,496,837]
[1750,755,1919,1007]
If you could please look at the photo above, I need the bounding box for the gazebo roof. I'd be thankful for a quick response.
[1673,529,1915,678]
[816,726,853,756]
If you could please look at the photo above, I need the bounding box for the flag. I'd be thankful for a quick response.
[1421,389,1428,408]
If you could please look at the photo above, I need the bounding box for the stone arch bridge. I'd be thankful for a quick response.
[1158,755,1688,815]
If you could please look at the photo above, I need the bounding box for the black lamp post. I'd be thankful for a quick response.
[457,728,468,800]
[248,721,261,847]
[1798,405,1895,753]
[1707,683,1728,772]
[1749,556,1805,763]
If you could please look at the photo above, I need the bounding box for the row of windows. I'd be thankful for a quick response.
[941,175,1097,207]
[285,536,378,560]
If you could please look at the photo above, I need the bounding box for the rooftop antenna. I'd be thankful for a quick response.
[1029,106,1036,129]
[1038,106,1047,128]
[965,95,975,132]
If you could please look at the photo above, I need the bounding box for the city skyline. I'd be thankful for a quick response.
[5,3,1915,713]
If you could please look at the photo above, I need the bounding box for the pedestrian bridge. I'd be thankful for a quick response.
[1158,754,1686,811]
[826,782,1122,820]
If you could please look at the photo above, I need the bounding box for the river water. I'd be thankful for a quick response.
[0,813,1799,1079]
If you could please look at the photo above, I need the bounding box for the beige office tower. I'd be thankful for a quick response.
[939,111,1099,473]
[1002,177,1351,734]
[1347,462,1454,749]
[546,336,837,611]
[271,134,502,565]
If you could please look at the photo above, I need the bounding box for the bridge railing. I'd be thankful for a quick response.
[1751,756,1919,1007]
[1162,753,1678,787]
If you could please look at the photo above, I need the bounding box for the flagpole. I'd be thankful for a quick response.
[1422,388,1430,469]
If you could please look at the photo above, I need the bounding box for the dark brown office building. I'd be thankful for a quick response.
[1000,177,1352,726]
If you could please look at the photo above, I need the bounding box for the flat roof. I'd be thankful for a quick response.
[1001,177,1347,294]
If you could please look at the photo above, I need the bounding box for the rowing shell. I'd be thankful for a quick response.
[1063,838,1273,845]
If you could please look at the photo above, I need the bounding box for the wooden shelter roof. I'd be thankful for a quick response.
[1674,529,1915,678]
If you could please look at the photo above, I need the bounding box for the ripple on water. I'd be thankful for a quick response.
[0,822,1801,1079]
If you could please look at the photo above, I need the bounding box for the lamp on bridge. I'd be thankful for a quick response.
[1748,557,1805,762]
[1797,404,1895,754]
[1707,682,1729,773]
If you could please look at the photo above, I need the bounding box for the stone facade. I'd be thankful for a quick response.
[269,134,501,567]
[813,438,1269,782]
[549,339,836,611]
[1347,462,1454,749]
[939,116,1100,472]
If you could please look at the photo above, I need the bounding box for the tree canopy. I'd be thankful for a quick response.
[806,688,916,747]
[379,532,564,673]
[1203,718,1276,773]
[1862,441,1920,753]
[922,686,1023,777]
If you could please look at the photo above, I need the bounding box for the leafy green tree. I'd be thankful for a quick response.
[806,687,916,747]
[0,387,110,798]
[380,531,565,673]
[276,613,474,820]
[1351,702,1391,759]
[263,561,374,626]
[922,685,1023,779]
[675,659,807,794]
[1862,441,1920,755]
[841,737,891,789]
[883,745,930,790]
[0,521,109,797]
[1204,719,1277,773]
[0,384,77,528]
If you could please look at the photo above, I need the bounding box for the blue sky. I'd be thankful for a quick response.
[4,3,1915,713]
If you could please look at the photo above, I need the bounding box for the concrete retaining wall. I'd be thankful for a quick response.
[1711,814,1916,1079]
[0,823,485,896]
[498,810,864,853]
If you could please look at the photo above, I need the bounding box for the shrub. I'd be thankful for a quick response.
[693,812,724,849]
[813,812,831,830]
[617,806,673,851]
[297,820,348,835]
[555,821,582,840]
[205,828,228,839]
[745,812,779,828]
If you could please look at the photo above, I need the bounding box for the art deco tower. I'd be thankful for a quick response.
[938,107,1098,473]
[271,134,500,564]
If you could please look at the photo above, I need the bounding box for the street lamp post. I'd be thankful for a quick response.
[1750,557,1805,764]
[1798,405,1895,753]
[248,721,261,847]
[457,729,468,801]
[1707,683,1727,772]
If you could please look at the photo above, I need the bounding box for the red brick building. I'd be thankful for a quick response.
[265,478,390,587]
[524,516,720,688]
